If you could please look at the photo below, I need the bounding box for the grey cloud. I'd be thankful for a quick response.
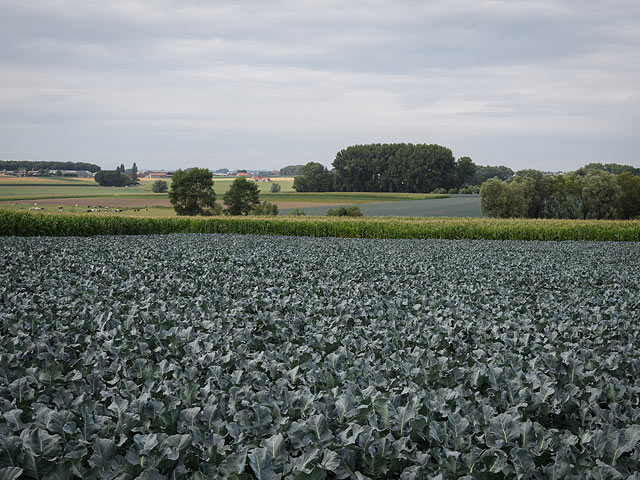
[0,0,638,170]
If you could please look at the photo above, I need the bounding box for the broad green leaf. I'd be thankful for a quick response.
[2,410,26,432]
[133,433,159,456]
[260,433,286,463]
[8,377,35,404]
[248,447,280,480]
[307,415,333,444]
[88,437,116,468]
[21,429,62,458]
[292,448,321,474]
[0,467,23,480]
[163,434,192,461]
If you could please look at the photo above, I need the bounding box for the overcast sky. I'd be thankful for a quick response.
[1,0,638,172]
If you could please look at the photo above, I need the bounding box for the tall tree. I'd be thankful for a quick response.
[512,170,554,218]
[332,143,456,193]
[279,165,305,176]
[472,165,514,185]
[131,162,138,184]
[480,178,527,218]
[616,172,640,219]
[95,170,129,186]
[543,174,584,219]
[293,162,335,192]
[168,168,217,215]
[455,157,476,187]
[581,171,622,219]
[480,178,504,217]
[223,178,260,215]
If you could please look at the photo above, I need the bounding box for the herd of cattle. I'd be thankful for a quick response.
[21,202,148,213]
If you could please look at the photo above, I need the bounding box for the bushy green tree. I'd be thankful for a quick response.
[168,168,217,215]
[293,162,335,192]
[480,178,527,218]
[543,174,584,219]
[279,165,304,176]
[152,180,168,193]
[616,172,640,219]
[95,170,130,187]
[576,163,640,176]
[472,165,514,185]
[332,143,456,193]
[270,182,281,193]
[223,178,260,215]
[512,170,554,218]
[582,171,623,219]
[455,157,476,187]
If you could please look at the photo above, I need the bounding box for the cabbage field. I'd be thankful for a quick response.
[1,234,639,479]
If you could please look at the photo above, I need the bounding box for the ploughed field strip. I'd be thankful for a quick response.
[0,234,639,478]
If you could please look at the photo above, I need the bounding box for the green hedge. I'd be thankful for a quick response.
[1,210,639,241]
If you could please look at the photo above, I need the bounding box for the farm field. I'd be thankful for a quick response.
[0,177,296,202]
[280,195,482,218]
[2,210,639,241]
[0,234,639,478]
[0,177,448,217]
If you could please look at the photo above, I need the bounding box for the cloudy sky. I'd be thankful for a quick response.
[1,0,638,172]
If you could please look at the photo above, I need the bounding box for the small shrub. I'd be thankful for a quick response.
[459,185,480,194]
[252,201,279,216]
[432,187,447,194]
[270,183,281,193]
[448,188,458,194]
[201,203,223,216]
[152,180,168,193]
[326,206,363,217]
[288,208,306,216]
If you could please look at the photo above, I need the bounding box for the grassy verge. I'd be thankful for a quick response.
[1,210,639,241]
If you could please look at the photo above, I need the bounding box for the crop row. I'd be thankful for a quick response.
[1,210,640,241]
[1,234,639,478]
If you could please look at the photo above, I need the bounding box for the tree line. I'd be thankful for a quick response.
[480,165,640,220]
[0,160,101,172]
[284,144,513,193]
[94,163,139,186]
